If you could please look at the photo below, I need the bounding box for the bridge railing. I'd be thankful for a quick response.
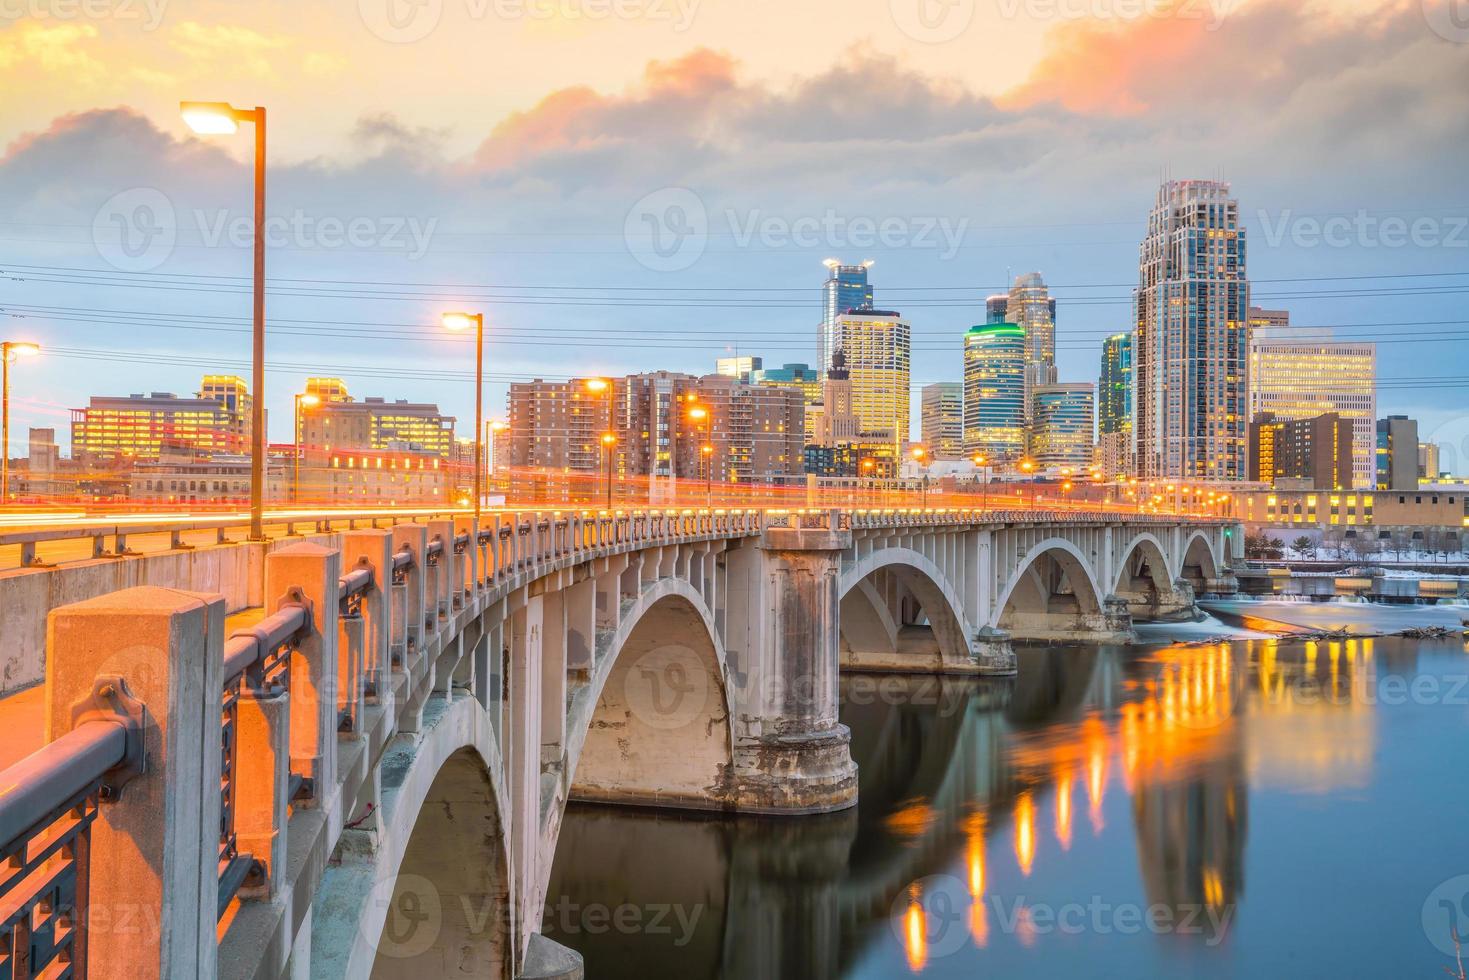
[0,507,780,977]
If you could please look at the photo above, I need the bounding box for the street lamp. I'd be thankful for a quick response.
[442,311,485,519]
[688,406,711,508]
[293,392,320,503]
[487,419,507,483]
[182,99,267,538]
[972,453,989,509]
[1,341,40,504]
[585,378,613,505]
[600,432,616,510]
[911,446,929,510]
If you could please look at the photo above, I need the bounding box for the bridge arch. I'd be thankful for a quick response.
[837,548,977,672]
[995,538,1112,641]
[1180,531,1222,591]
[1111,532,1177,620]
[564,578,737,812]
[312,695,513,979]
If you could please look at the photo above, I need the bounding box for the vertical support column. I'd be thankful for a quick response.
[454,515,479,606]
[265,541,341,806]
[46,587,226,980]
[390,523,427,669]
[538,585,567,771]
[234,689,288,900]
[729,523,857,814]
[507,592,544,951]
[426,518,455,626]
[564,574,596,674]
[341,529,393,719]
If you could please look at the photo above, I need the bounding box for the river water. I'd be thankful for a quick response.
[544,602,1469,977]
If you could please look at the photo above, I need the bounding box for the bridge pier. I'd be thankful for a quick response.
[728,516,858,814]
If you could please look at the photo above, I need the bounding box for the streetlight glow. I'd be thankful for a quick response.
[180,101,242,134]
[3,343,40,361]
[441,312,476,333]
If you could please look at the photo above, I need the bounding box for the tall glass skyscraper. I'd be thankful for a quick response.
[962,323,1027,461]
[1031,383,1096,470]
[1134,180,1249,481]
[1008,272,1057,422]
[818,260,874,373]
[835,309,910,449]
[1099,333,1133,435]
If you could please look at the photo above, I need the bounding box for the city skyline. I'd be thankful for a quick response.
[0,0,1464,455]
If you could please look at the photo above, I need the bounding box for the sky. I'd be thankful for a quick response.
[2,0,1467,465]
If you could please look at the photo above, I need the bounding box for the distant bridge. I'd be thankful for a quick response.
[0,507,1238,978]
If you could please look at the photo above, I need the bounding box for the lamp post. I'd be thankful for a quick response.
[585,379,613,506]
[600,432,616,510]
[911,446,928,509]
[293,392,320,504]
[688,406,711,508]
[1,341,40,504]
[487,419,507,497]
[182,100,267,536]
[972,453,988,509]
[442,311,485,519]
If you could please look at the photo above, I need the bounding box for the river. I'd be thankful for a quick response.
[543,602,1469,977]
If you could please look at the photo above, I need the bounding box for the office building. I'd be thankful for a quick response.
[818,259,874,378]
[1134,179,1250,481]
[298,379,456,459]
[1099,333,1133,435]
[1009,272,1058,419]
[1030,383,1095,470]
[1249,411,1354,490]
[751,362,823,442]
[985,294,1009,324]
[71,379,253,462]
[1421,442,1442,482]
[962,323,1027,461]
[831,309,910,450]
[1377,416,1419,491]
[920,383,964,459]
[505,379,607,474]
[1247,313,1377,489]
[715,356,763,381]
[810,352,862,447]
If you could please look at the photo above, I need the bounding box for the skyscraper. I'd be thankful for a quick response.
[962,323,1027,461]
[1009,272,1057,421]
[920,383,964,459]
[1246,309,1377,489]
[1031,383,1096,470]
[1099,333,1133,435]
[818,259,874,377]
[985,294,1009,324]
[1134,180,1249,481]
[833,309,910,449]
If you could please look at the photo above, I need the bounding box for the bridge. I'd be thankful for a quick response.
[0,506,1238,978]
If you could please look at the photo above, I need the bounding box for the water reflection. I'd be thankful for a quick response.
[545,632,1469,978]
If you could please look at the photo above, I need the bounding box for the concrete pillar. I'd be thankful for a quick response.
[425,518,456,626]
[730,516,857,814]
[46,586,226,980]
[390,523,427,667]
[265,542,341,804]
[539,586,567,771]
[234,689,289,900]
[341,530,393,717]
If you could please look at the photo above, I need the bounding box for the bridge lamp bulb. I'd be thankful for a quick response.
[3,342,40,361]
[180,101,241,134]
[441,312,477,332]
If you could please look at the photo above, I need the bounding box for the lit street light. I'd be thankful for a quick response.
[688,405,712,507]
[911,445,929,509]
[442,311,486,519]
[585,378,614,506]
[293,392,320,503]
[600,432,616,510]
[1,341,40,504]
[181,99,267,538]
